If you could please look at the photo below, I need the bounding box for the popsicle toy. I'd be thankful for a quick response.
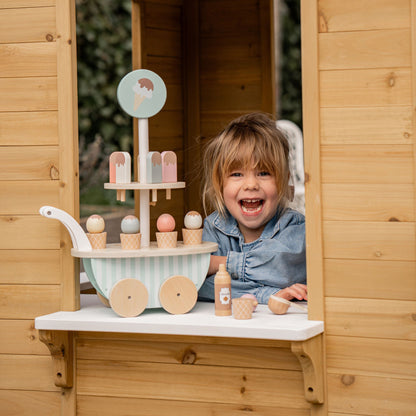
[109,151,131,201]
[161,151,177,183]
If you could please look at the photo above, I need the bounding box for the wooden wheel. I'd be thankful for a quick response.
[109,278,148,317]
[159,275,197,314]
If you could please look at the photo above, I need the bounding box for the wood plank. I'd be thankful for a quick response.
[301,0,326,324]
[0,111,58,145]
[200,34,261,61]
[0,1,55,8]
[322,183,414,221]
[0,215,60,249]
[200,0,260,36]
[0,390,60,416]
[0,320,49,354]
[144,28,182,58]
[0,146,59,180]
[149,110,183,138]
[325,297,416,340]
[76,338,299,371]
[200,81,262,111]
[323,221,415,261]
[320,106,413,145]
[77,359,307,408]
[327,372,416,416]
[319,29,411,70]
[324,259,416,301]
[0,354,59,391]
[0,42,56,77]
[145,2,182,31]
[0,284,60,318]
[320,68,412,107]
[326,335,416,380]
[0,249,60,284]
[319,0,410,33]
[0,6,55,44]
[146,56,182,84]
[321,145,413,184]
[0,181,60,215]
[77,395,310,416]
[0,77,57,111]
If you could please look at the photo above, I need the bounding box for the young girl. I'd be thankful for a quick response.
[198,112,307,304]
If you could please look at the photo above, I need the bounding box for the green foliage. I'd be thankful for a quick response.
[279,0,302,128]
[76,0,133,203]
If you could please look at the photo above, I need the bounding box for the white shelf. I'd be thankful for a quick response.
[104,181,185,190]
[35,294,324,341]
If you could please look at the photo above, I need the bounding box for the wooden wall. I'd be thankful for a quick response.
[132,0,275,224]
[0,0,79,414]
[303,0,416,414]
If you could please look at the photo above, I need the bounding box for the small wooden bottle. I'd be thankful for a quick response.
[215,264,232,316]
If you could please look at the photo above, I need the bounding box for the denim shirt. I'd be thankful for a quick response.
[198,207,306,304]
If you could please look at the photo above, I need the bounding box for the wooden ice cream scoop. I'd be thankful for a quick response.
[268,295,308,315]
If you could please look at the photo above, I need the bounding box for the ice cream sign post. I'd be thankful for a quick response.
[112,69,173,248]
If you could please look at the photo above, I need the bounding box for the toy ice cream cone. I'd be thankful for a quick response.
[182,228,203,245]
[86,232,107,249]
[156,231,177,248]
[132,78,154,110]
[232,297,253,320]
[120,233,141,250]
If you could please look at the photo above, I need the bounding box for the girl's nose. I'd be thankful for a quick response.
[243,173,259,190]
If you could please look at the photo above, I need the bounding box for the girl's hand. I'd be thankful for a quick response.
[207,255,227,276]
[274,283,308,301]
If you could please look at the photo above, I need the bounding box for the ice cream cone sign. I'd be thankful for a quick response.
[117,69,167,119]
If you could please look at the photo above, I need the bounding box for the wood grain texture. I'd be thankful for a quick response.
[319,0,410,33]
[326,335,416,379]
[0,249,60,284]
[320,106,413,145]
[0,320,49,355]
[77,359,308,408]
[0,284,60,319]
[321,145,413,184]
[327,372,416,416]
[76,338,299,370]
[0,181,60,214]
[0,111,58,145]
[0,77,57,111]
[320,68,412,107]
[0,215,60,249]
[0,42,56,77]
[325,297,416,340]
[0,390,60,416]
[324,259,416,300]
[322,184,414,222]
[0,6,55,44]
[0,354,59,391]
[0,1,55,9]
[323,221,415,261]
[319,29,411,70]
[77,395,310,416]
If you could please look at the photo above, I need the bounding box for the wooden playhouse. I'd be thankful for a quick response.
[0,0,415,415]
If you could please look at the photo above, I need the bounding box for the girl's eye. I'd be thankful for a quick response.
[230,171,243,177]
[258,171,271,177]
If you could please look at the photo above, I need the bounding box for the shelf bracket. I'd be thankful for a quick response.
[291,334,325,404]
[39,330,73,388]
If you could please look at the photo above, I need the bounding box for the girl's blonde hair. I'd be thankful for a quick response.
[202,112,290,217]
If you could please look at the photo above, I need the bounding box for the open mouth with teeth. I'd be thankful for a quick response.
[239,199,264,214]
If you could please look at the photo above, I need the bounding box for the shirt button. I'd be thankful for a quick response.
[231,273,238,279]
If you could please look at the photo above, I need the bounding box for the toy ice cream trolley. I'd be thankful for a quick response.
[40,70,217,317]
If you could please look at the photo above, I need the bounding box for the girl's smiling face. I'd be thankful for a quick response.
[223,165,279,243]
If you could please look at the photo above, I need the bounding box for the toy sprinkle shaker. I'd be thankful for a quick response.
[214,264,232,316]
